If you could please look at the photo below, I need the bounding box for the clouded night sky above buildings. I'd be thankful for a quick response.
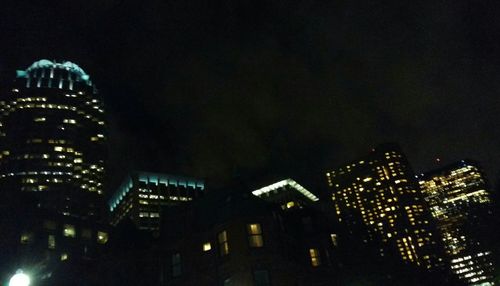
[1,0,499,190]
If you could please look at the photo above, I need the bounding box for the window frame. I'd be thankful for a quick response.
[218,230,229,256]
[247,223,264,248]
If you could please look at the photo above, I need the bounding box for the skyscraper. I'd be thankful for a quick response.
[0,60,108,281]
[325,144,444,270]
[0,59,106,218]
[418,161,495,285]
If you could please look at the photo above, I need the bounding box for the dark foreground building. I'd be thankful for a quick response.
[86,185,340,286]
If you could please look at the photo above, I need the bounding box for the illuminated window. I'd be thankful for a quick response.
[60,253,68,261]
[171,253,181,277]
[63,224,76,238]
[48,235,56,249]
[20,233,32,244]
[309,248,321,267]
[97,231,108,244]
[330,234,338,247]
[247,223,264,248]
[34,117,46,122]
[203,242,212,252]
[218,230,229,256]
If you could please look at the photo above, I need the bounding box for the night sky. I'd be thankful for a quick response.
[1,0,499,192]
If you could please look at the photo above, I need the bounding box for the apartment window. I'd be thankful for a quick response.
[60,253,68,261]
[203,242,212,252]
[20,233,32,244]
[172,253,182,277]
[48,235,56,249]
[330,233,338,247]
[247,223,264,248]
[218,230,229,256]
[309,248,321,267]
[63,224,76,238]
[97,231,108,244]
[253,270,271,286]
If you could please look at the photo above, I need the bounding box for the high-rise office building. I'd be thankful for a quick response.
[109,172,204,231]
[418,161,495,285]
[325,144,443,270]
[0,59,106,218]
[0,60,108,282]
[252,178,319,210]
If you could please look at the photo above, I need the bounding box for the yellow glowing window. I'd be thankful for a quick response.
[34,117,46,122]
[247,223,264,248]
[48,235,56,249]
[203,242,212,252]
[54,146,64,152]
[309,248,321,267]
[218,230,229,256]
[63,224,76,238]
[97,231,108,244]
[330,234,338,247]
[20,233,32,244]
[60,253,68,261]
[286,201,295,208]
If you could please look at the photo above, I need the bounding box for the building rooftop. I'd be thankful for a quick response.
[252,178,319,202]
[16,59,92,85]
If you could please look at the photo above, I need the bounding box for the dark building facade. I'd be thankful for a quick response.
[418,161,496,285]
[325,144,445,271]
[88,188,340,286]
[109,172,204,231]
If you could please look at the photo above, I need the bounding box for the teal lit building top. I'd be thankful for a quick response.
[109,172,205,211]
[108,172,205,230]
[16,59,94,90]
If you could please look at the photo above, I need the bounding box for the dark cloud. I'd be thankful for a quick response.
[1,0,499,191]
